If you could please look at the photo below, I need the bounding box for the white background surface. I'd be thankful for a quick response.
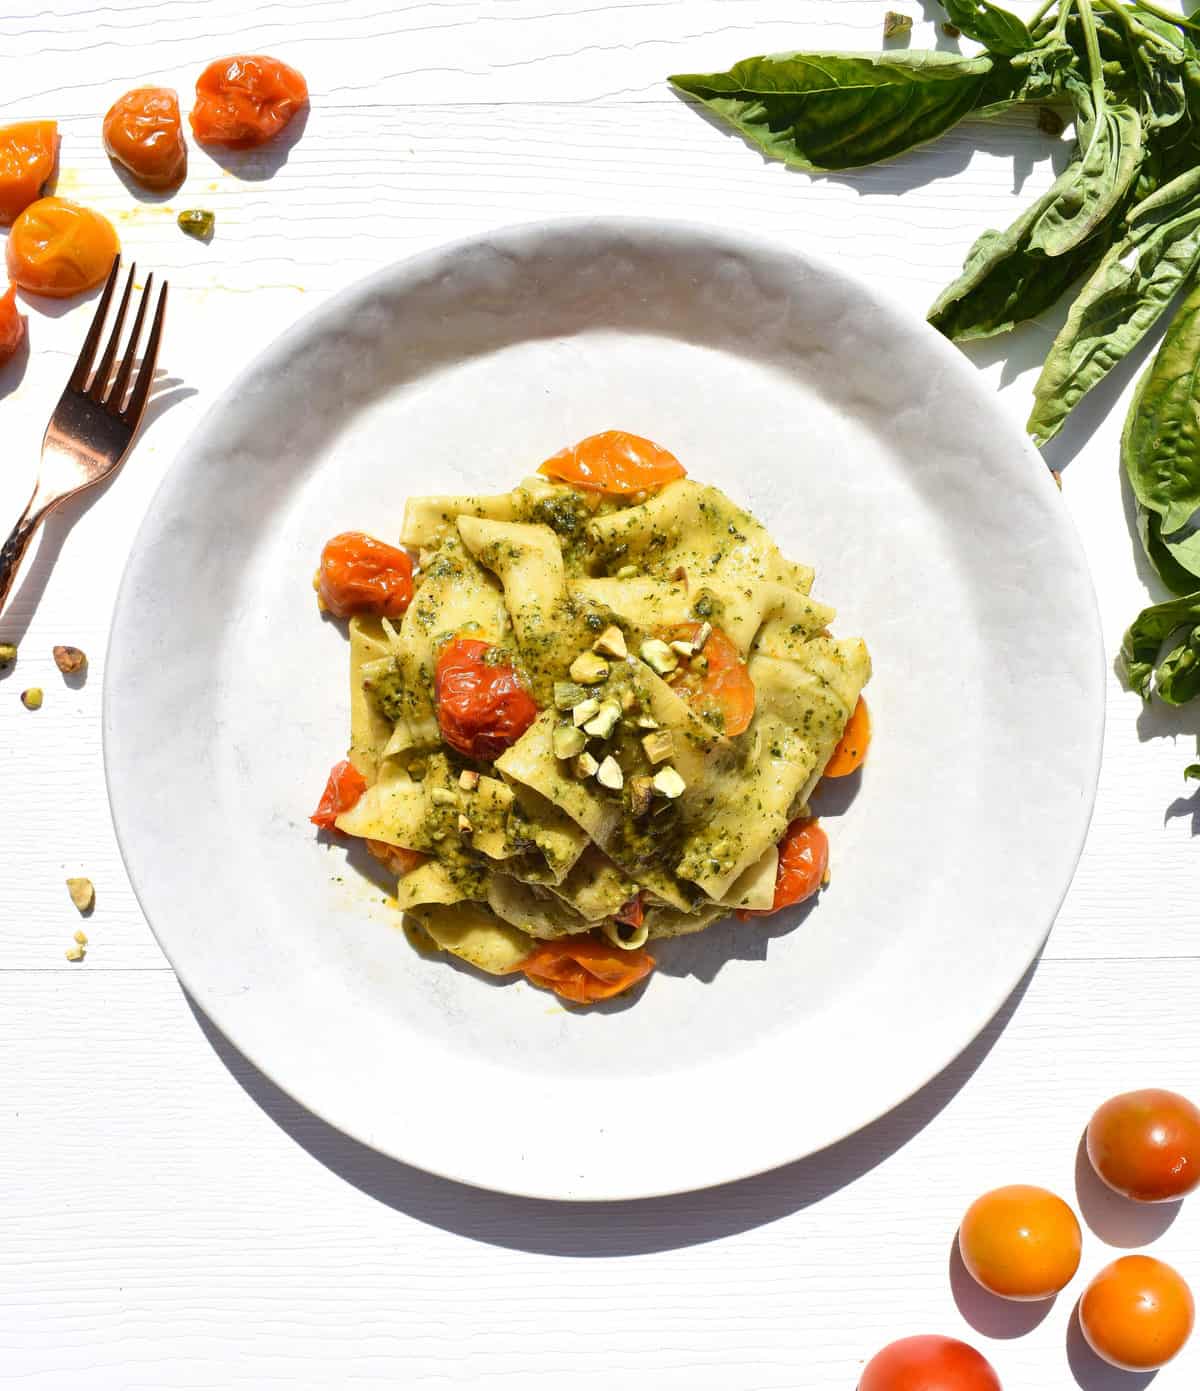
[2,2,1198,1387]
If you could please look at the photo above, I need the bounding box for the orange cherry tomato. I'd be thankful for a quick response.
[825,695,871,777]
[521,935,655,1005]
[538,430,686,495]
[103,88,186,189]
[191,55,308,147]
[317,532,414,620]
[5,197,119,299]
[661,621,755,736]
[0,284,25,366]
[858,1335,1002,1391]
[958,1185,1081,1301]
[1080,1255,1194,1371]
[310,759,368,830]
[1087,1089,1200,1203]
[365,838,427,876]
[0,120,57,225]
[434,636,539,761]
[737,817,828,920]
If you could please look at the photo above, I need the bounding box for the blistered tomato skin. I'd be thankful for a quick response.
[435,637,539,761]
[1087,1089,1200,1203]
[317,532,414,620]
[191,56,309,147]
[103,88,187,189]
[0,120,57,225]
[5,197,119,299]
[0,285,25,366]
[737,818,828,920]
[858,1335,1002,1391]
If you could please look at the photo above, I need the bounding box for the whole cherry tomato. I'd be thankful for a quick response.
[6,197,118,299]
[434,637,539,761]
[191,55,308,147]
[1087,1089,1200,1203]
[103,88,187,189]
[0,284,25,366]
[1079,1255,1194,1371]
[538,430,686,495]
[317,532,414,620]
[310,759,367,830]
[661,621,755,735]
[825,695,871,776]
[521,936,655,1004]
[958,1185,1081,1301]
[0,120,57,225]
[737,817,828,920]
[858,1335,1002,1391]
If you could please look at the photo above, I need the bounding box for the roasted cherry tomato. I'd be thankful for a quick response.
[538,430,686,495]
[858,1335,1002,1391]
[310,759,367,829]
[825,695,871,777]
[958,1185,1081,1301]
[615,892,644,929]
[1080,1255,1194,1371]
[103,88,186,189]
[365,838,427,876]
[0,284,25,366]
[662,621,755,736]
[191,55,308,147]
[435,637,539,761]
[521,935,655,1005]
[1087,1089,1200,1203]
[5,197,118,299]
[0,120,57,225]
[738,817,829,919]
[317,532,414,620]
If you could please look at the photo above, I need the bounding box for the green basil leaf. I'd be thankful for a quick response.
[1119,589,1200,701]
[1137,507,1200,594]
[942,0,1035,56]
[1028,165,1200,445]
[1157,624,1200,703]
[669,52,1003,172]
[1185,763,1200,779]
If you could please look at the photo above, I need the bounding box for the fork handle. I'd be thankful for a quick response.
[0,503,45,617]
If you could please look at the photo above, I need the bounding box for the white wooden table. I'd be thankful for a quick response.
[3,3,1198,1386]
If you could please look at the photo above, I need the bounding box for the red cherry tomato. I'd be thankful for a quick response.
[858,1335,1002,1391]
[661,622,755,736]
[825,695,871,776]
[738,817,828,920]
[310,759,367,829]
[538,430,686,495]
[0,283,25,366]
[191,55,308,147]
[521,935,655,1004]
[1080,1255,1194,1371]
[317,532,414,620]
[958,1185,1081,1301]
[1087,1089,1200,1203]
[103,88,187,189]
[434,636,539,761]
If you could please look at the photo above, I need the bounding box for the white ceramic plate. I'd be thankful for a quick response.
[104,219,1103,1201]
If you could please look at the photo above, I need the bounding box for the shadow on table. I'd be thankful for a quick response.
[185,957,1038,1258]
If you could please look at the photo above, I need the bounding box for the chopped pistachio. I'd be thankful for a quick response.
[693,621,713,650]
[596,755,624,790]
[0,642,16,668]
[629,775,654,818]
[431,788,457,806]
[569,650,609,685]
[652,766,686,799]
[592,625,627,659]
[53,645,87,675]
[178,208,215,240]
[669,639,696,658]
[641,729,675,764]
[66,878,95,913]
[554,680,589,709]
[583,700,621,739]
[458,769,480,791]
[457,813,473,835]
[572,696,601,727]
[692,654,709,673]
[74,929,88,946]
[614,564,638,580]
[573,751,599,779]
[883,10,912,37]
[20,687,42,710]
[619,688,636,711]
[635,713,659,729]
[821,865,831,888]
[639,638,678,675]
[553,724,587,759]
[65,944,85,962]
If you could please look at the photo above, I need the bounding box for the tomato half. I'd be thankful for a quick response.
[310,759,367,829]
[365,838,427,876]
[317,532,414,620]
[1087,1089,1200,1203]
[103,88,187,189]
[958,1185,1081,1301]
[1080,1255,1194,1371]
[825,695,871,776]
[434,637,539,761]
[0,120,57,226]
[191,55,308,147]
[538,430,686,495]
[662,621,755,736]
[0,284,24,366]
[858,1335,1002,1391]
[521,935,655,1004]
[5,197,119,299]
[737,817,828,920]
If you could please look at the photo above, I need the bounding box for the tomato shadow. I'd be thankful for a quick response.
[1067,1303,1158,1391]
[948,1233,1057,1339]
[1073,1131,1182,1248]
[0,326,31,400]
[199,104,310,183]
[109,159,184,205]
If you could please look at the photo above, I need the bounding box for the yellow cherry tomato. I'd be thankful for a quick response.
[958,1184,1081,1301]
[1080,1255,1194,1371]
[5,197,119,299]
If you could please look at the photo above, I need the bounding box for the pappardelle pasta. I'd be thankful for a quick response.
[311,431,871,1006]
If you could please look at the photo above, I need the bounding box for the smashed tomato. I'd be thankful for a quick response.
[538,430,686,495]
[6,197,119,299]
[615,892,644,929]
[0,285,24,366]
[0,120,57,226]
[310,759,367,829]
[191,55,308,147]
[825,695,870,777]
[738,818,828,920]
[365,838,427,876]
[662,621,755,736]
[317,532,414,620]
[521,936,655,1005]
[434,637,539,761]
[103,88,186,189]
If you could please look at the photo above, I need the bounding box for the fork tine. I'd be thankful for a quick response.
[67,255,121,393]
[106,273,153,411]
[119,281,168,430]
[86,263,136,403]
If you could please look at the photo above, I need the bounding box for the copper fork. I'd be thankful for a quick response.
[0,257,168,613]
